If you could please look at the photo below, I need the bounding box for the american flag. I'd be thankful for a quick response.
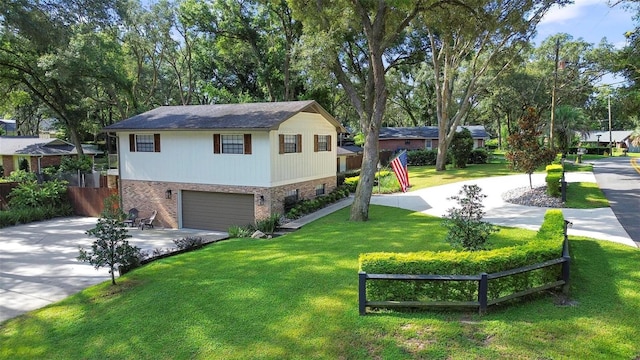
[390,150,410,192]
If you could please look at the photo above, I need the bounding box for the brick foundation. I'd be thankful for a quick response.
[120,176,337,229]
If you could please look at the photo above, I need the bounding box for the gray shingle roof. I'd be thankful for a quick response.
[103,100,343,132]
[0,137,101,156]
[379,125,488,139]
[581,131,633,143]
[337,145,363,155]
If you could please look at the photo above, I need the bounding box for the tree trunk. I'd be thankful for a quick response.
[350,125,380,221]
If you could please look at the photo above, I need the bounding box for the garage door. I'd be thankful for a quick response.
[182,191,255,231]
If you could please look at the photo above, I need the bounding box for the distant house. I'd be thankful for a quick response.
[379,125,488,152]
[103,100,344,231]
[337,145,363,173]
[581,131,633,149]
[0,137,100,175]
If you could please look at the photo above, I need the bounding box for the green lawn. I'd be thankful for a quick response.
[1,206,640,359]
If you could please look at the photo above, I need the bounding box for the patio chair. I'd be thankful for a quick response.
[123,208,139,227]
[138,210,157,230]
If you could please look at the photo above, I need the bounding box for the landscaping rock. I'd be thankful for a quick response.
[502,185,564,208]
[251,230,266,239]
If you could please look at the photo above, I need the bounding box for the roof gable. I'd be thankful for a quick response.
[103,101,344,132]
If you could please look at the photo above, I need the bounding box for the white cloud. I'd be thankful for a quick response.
[540,0,604,25]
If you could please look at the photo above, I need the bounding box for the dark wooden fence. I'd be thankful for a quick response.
[0,182,19,209]
[67,187,118,217]
[359,222,572,315]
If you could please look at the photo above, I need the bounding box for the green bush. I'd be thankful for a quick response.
[545,163,564,198]
[8,179,68,209]
[285,184,352,219]
[359,210,565,304]
[228,225,255,238]
[256,213,281,234]
[407,149,438,166]
[0,204,73,228]
[6,169,36,182]
[469,148,489,164]
[536,209,565,242]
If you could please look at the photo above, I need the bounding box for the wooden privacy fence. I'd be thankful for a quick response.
[0,182,19,208]
[359,222,571,315]
[67,187,118,217]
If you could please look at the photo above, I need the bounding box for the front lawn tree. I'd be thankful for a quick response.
[78,196,141,285]
[289,0,458,221]
[505,107,556,188]
[443,184,498,251]
[423,0,566,171]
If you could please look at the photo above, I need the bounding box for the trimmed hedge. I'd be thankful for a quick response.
[545,164,563,198]
[359,209,565,304]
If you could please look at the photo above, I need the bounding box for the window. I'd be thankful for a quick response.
[129,134,160,152]
[222,135,244,154]
[314,135,331,152]
[284,189,299,212]
[213,134,252,154]
[425,139,432,149]
[279,134,302,154]
[315,184,326,196]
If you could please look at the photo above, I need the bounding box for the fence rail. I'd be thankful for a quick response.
[359,221,571,315]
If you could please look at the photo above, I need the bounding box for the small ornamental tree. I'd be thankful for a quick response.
[78,195,141,285]
[449,128,474,168]
[442,184,499,251]
[505,107,556,188]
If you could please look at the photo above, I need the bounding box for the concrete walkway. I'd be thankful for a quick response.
[0,217,227,323]
[285,172,635,248]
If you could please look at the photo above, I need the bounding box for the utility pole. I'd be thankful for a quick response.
[550,39,560,151]
[608,95,612,156]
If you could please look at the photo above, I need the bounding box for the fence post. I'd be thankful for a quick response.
[478,273,488,315]
[562,220,572,294]
[358,272,367,316]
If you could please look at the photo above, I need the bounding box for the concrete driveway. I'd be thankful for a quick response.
[0,216,227,323]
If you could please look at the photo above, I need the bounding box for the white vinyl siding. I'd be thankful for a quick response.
[271,113,337,186]
[120,131,270,186]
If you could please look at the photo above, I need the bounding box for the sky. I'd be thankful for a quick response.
[535,0,637,48]
[534,0,638,85]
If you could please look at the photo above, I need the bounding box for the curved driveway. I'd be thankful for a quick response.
[592,157,640,247]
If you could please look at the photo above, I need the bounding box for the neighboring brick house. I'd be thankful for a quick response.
[0,137,99,176]
[379,125,488,152]
[103,100,344,231]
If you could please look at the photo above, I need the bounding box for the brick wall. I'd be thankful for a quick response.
[120,177,336,229]
[379,139,427,151]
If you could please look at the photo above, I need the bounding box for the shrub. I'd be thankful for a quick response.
[536,209,565,242]
[359,209,566,304]
[407,149,438,166]
[6,169,36,182]
[256,213,281,234]
[285,184,352,219]
[173,236,204,250]
[545,165,563,198]
[469,148,489,164]
[449,128,474,168]
[59,155,93,174]
[228,225,254,238]
[8,179,68,209]
[442,184,499,251]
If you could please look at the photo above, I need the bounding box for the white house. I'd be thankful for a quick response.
[103,100,344,231]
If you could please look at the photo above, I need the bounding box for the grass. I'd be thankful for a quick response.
[565,182,609,208]
[1,206,639,359]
